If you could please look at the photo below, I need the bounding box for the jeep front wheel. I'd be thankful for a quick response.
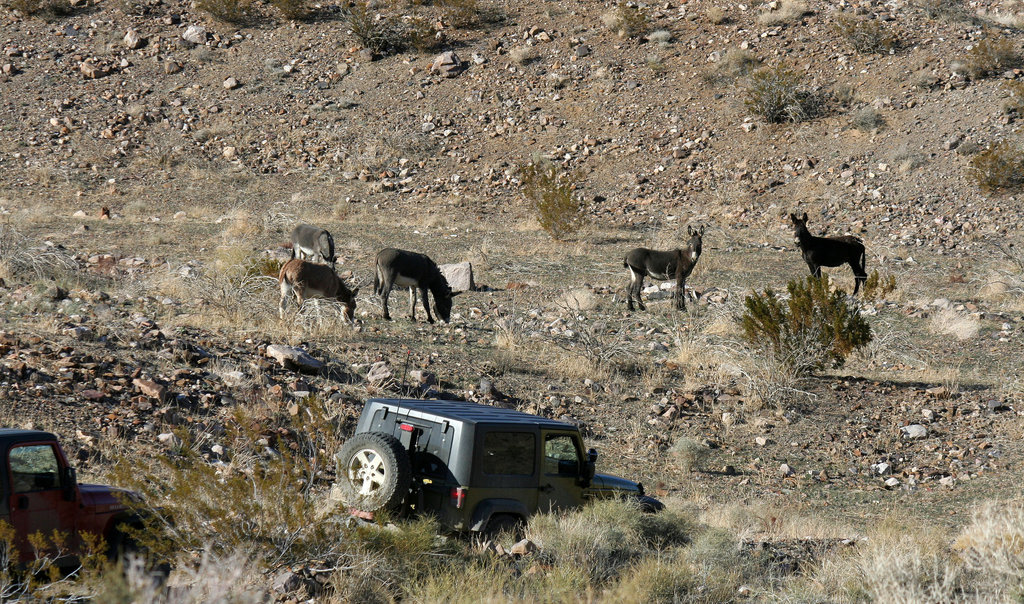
[336,432,411,513]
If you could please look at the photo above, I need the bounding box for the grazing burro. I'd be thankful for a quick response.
[278,258,358,322]
[290,223,336,268]
[790,212,867,295]
[623,225,705,311]
[374,248,458,324]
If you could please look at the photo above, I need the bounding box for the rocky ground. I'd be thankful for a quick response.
[3,0,1024,598]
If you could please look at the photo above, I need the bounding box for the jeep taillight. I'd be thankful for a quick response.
[450,486,466,509]
[399,423,414,432]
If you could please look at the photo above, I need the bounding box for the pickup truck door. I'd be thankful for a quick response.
[537,432,588,513]
[7,443,77,562]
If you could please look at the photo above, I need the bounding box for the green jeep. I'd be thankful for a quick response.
[332,399,663,533]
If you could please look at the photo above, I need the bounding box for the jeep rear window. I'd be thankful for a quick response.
[482,432,535,476]
[9,444,61,493]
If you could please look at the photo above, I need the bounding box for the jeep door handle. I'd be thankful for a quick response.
[16,496,28,510]
[539,484,553,493]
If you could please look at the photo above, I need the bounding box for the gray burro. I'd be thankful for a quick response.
[331,399,663,534]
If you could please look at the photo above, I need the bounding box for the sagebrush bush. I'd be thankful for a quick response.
[861,269,897,301]
[745,63,824,123]
[833,13,898,53]
[517,160,586,240]
[344,3,407,55]
[741,275,872,374]
[969,141,1024,193]
[407,15,442,53]
[268,0,307,20]
[6,0,71,16]
[965,36,1023,79]
[195,0,251,23]
[851,106,885,132]
[604,3,649,38]
[439,0,478,28]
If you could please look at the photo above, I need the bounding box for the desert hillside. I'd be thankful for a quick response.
[2,0,1024,600]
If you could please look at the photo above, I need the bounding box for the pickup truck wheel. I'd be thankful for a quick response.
[336,432,411,513]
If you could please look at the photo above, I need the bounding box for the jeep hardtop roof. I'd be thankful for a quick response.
[366,398,578,431]
[0,429,59,445]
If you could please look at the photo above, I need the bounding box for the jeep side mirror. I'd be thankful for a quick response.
[588,448,598,464]
[61,466,77,502]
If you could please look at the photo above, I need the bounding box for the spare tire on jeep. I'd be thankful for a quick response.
[335,432,411,513]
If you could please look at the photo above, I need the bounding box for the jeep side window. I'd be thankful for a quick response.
[9,444,61,493]
[482,432,535,476]
[544,434,581,476]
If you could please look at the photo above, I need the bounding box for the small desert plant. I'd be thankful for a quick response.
[343,3,408,55]
[929,307,980,340]
[969,140,1024,193]
[704,48,762,84]
[1002,79,1024,114]
[916,0,970,22]
[741,275,872,374]
[517,160,586,240]
[268,0,308,20]
[509,45,539,65]
[407,15,442,53]
[669,436,709,473]
[832,13,899,53]
[851,106,885,132]
[195,0,251,24]
[603,3,649,38]
[439,0,478,28]
[745,63,824,123]
[706,6,729,25]
[861,269,897,300]
[965,35,1023,78]
[757,0,808,26]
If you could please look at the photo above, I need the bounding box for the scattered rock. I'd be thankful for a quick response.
[755,436,769,447]
[266,345,324,373]
[430,51,464,77]
[164,60,182,75]
[921,408,935,422]
[439,262,475,292]
[182,25,207,45]
[223,146,237,160]
[901,424,928,439]
[510,539,538,556]
[272,570,303,594]
[133,378,167,401]
[223,77,238,90]
[779,463,794,478]
[367,361,392,384]
[884,477,901,489]
[123,29,143,49]
[79,61,107,79]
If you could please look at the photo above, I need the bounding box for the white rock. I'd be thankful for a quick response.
[921,408,935,422]
[124,28,143,49]
[223,76,238,89]
[367,361,392,384]
[901,424,928,439]
[265,344,324,373]
[939,476,955,487]
[182,25,207,45]
[873,462,891,475]
[439,262,475,292]
[779,463,794,477]
[884,477,901,488]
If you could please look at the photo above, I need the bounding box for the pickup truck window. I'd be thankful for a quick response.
[544,434,581,476]
[9,444,61,493]
[482,432,535,476]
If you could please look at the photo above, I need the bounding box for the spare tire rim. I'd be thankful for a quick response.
[347,448,387,496]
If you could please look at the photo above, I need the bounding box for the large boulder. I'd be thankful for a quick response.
[440,262,475,292]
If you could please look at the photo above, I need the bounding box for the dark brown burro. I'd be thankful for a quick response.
[278,258,358,322]
[790,212,867,294]
[374,248,456,323]
[623,225,705,311]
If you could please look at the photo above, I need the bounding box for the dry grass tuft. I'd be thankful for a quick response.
[929,307,980,340]
[757,0,809,26]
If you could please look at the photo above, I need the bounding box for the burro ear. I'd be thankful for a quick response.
[789,213,798,222]
[699,225,706,236]
[449,290,463,297]
[687,225,694,236]
[801,212,809,222]
[351,287,360,297]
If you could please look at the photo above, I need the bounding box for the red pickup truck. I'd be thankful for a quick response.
[0,428,144,565]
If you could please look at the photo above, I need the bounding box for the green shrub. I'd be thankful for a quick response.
[833,13,898,54]
[861,269,897,301]
[195,0,251,23]
[517,160,586,241]
[741,275,872,374]
[343,3,407,55]
[745,63,824,124]
[851,106,885,132]
[965,36,1023,79]
[969,141,1024,193]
